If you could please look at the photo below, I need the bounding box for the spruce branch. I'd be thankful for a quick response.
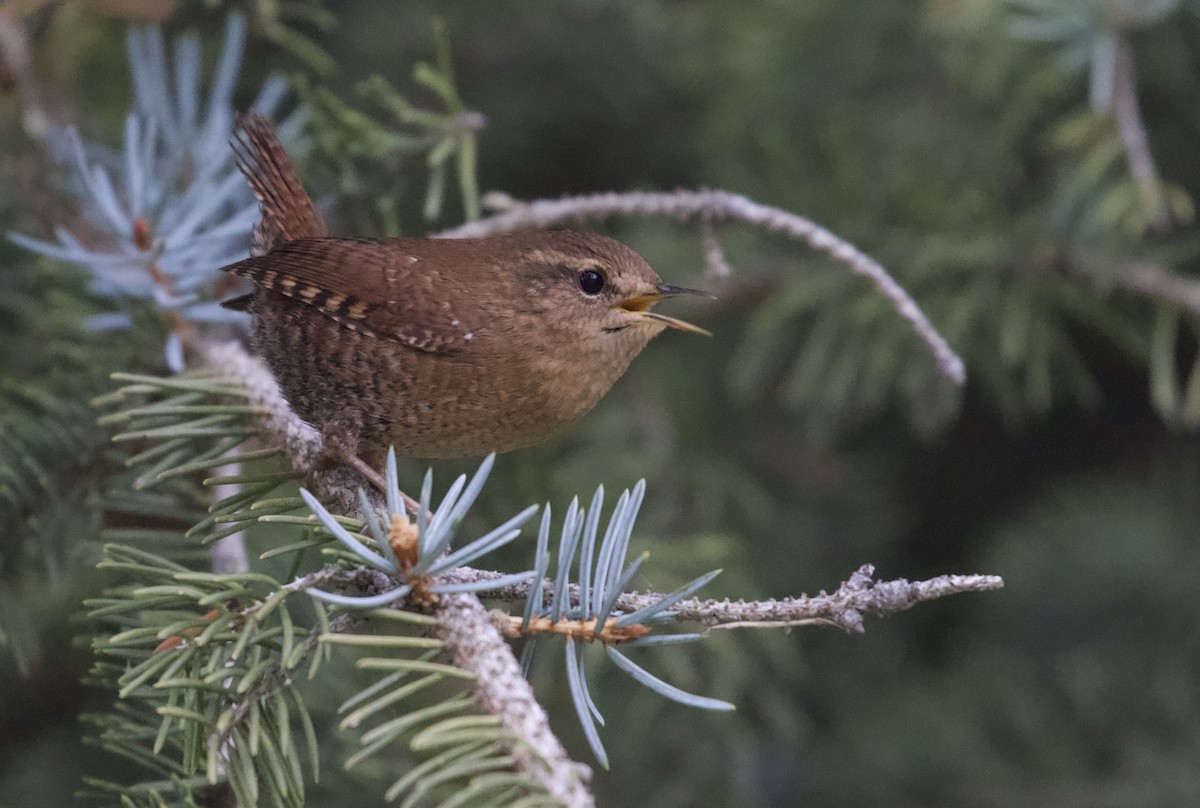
[213,612,357,753]
[84,541,331,808]
[8,14,296,372]
[439,190,966,386]
[12,10,1009,807]
[198,320,998,804]
[1008,1,1177,234]
[200,339,594,808]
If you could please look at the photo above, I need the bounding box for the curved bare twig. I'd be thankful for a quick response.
[438,189,966,385]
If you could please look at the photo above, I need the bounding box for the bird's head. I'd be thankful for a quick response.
[510,231,713,345]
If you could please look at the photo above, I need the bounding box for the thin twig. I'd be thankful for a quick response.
[0,8,73,140]
[209,453,251,574]
[699,215,733,287]
[216,614,357,750]
[633,565,1002,633]
[444,565,1003,635]
[1112,261,1200,315]
[438,189,966,385]
[1111,33,1171,233]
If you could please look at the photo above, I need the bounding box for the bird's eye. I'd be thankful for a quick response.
[579,269,605,295]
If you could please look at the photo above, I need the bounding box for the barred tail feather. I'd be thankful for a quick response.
[231,112,327,256]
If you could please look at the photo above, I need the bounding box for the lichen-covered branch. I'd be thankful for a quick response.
[444,564,1003,635]
[202,342,322,474]
[436,593,593,806]
[626,564,1002,633]
[437,189,966,385]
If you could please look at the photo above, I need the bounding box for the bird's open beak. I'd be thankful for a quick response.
[616,284,715,336]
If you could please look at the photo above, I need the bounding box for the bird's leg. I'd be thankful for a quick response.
[318,411,419,515]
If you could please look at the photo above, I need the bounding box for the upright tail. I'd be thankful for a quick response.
[231,112,328,257]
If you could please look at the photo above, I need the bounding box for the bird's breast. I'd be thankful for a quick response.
[251,292,646,458]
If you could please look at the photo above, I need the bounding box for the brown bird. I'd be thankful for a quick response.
[219,114,711,495]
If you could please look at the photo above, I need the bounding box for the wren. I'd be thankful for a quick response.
[219,114,711,494]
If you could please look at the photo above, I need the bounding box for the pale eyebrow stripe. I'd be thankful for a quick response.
[519,249,603,272]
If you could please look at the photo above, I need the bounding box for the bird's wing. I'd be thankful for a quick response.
[219,237,475,353]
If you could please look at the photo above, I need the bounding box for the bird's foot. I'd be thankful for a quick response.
[318,414,419,515]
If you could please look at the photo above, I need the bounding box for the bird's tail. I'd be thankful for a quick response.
[231,112,328,257]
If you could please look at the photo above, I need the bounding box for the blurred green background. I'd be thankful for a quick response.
[4,1,1200,806]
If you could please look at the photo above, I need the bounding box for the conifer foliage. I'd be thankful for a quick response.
[6,2,1196,806]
